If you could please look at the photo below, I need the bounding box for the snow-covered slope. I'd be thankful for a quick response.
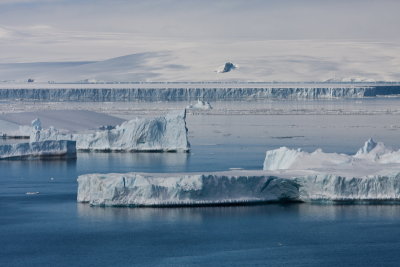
[0,140,76,160]
[1,40,400,82]
[31,110,190,152]
[77,170,400,206]
[263,139,400,171]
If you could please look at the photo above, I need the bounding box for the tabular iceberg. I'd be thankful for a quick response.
[31,110,190,152]
[77,170,400,206]
[0,140,76,160]
[77,172,301,206]
[77,138,400,207]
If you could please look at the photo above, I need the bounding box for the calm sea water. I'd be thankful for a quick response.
[2,104,400,266]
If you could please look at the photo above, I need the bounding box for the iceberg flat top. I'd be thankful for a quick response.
[263,139,400,177]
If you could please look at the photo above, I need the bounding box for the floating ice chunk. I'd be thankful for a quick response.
[0,140,76,160]
[31,110,190,152]
[186,99,212,110]
[77,170,400,206]
[263,139,400,171]
[26,192,40,195]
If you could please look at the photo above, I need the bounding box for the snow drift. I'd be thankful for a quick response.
[0,140,76,160]
[31,110,190,152]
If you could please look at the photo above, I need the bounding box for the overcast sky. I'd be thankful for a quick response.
[1,0,399,40]
[1,0,399,62]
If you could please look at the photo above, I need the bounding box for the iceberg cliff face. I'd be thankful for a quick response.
[297,174,400,201]
[77,171,400,206]
[1,85,400,102]
[263,139,400,171]
[77,173,300,206]
[0,140,76,160]
[31,110,190,152]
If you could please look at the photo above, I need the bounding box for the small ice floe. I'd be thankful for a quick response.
[26,192,40,195]
[186,99,212,111]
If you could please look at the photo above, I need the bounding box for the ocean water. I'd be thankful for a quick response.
[1,105,400,266]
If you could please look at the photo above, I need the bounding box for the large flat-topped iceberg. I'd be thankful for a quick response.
[77,139,400,206]
[0,140,76,160]
[77,170,400,206]
[263,139,400,172]
[31,110,190,152]
[77,172,301,206]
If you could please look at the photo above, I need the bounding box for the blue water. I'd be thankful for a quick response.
[2,106,400,266]
[1,143,400,266]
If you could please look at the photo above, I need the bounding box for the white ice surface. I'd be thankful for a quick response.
[32,110,190,152]
[0,140,76,159]
[1,40,400,82]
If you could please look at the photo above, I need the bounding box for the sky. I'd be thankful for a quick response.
[0,0,399,82]
[1,0,400,40]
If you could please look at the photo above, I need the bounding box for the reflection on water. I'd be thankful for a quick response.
[298,204,400,221]
[77,203,400,223]
[0,158,77,181]
[77,152,190,173]
[77,204,204,223]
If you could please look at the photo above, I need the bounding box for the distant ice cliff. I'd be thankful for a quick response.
[1,85,400,101]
